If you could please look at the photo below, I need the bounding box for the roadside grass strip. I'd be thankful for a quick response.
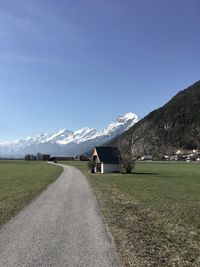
[61,161,200,266]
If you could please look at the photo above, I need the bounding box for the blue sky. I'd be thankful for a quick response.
[0,0,199,141]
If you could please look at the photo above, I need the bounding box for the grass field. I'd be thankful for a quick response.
[0,161,62,225]
[61,161,200,267]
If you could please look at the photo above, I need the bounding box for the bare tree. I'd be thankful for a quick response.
[88,155,99,173]
[120,144,135,174]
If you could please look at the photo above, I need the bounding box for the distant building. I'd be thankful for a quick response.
[140,155,153,161]
[25,153,50,161]
[91,146,121,173]
[41,154,50,161]
[25,154,36,160]
[36,153,42,160]
[54,156,74,161]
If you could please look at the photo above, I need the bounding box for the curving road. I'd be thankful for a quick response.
[0,165,119,267]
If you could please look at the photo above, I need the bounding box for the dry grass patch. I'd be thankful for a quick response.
[60,161,200,266]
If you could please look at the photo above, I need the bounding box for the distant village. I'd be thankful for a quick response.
[24,153,87,161]
[139,149,200,162]
[24,149,200,163]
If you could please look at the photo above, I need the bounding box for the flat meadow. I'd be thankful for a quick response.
[0,160,62,225]
[61,160,200,267]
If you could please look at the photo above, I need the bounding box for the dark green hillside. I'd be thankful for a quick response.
[110,80,200,157]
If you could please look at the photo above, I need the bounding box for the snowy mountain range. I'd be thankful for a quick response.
[0,113,139,157]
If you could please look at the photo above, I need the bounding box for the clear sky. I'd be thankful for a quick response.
[0,0,199,141]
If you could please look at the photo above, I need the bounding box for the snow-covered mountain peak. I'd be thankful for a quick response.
[73,127,97,144]
[87,112,139,140]
[116,112,138,123]
[26,136,32,141]
[0,112,139,156]
[124,112,138,120]
[54,129,68,135]
[46,129,73,142]
[0,141,12,146]
[74,127,94,135]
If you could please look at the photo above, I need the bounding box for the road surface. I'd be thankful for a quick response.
[0,165,119,267]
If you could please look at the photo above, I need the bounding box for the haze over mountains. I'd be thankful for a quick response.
[109,80,200,158]
[0,113,139,157]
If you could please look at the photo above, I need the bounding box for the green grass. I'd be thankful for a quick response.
[60,161,200,266]
[0,161,62,225]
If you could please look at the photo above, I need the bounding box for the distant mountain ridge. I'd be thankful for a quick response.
[108,81,200,158]
[0,113,139,157]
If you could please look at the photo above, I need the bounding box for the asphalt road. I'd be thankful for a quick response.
[0,165,119,267]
